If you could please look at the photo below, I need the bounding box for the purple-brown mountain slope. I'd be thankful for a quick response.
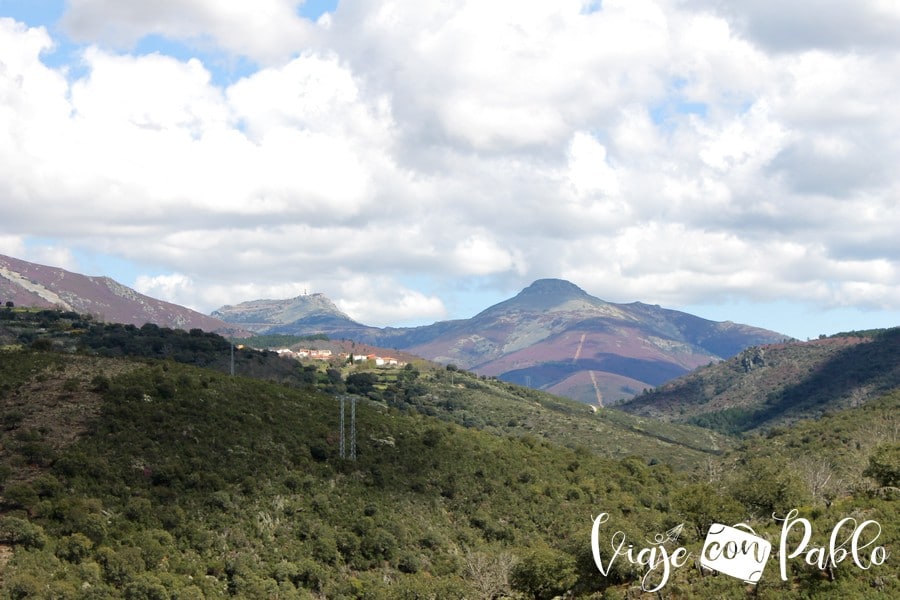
[0,254,237,333]
[214,279,790,404]
[397,279,789,403]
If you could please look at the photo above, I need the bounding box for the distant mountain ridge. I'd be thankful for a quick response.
[0,254,238,334]
[0,254,792,403]
[211,293,362,333]
[618,328,900,433]
[213,278,790,403]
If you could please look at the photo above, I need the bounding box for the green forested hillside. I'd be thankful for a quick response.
[0,309,896,598]
[0,307,731,470]
[619,328,900,434]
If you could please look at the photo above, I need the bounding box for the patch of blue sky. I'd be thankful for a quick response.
[650,99,708,128]
[682,298,900,341]
[446,276,519,320]
[132,33,256,88]
[0,0,84,75]
[68,247,168,285]
[579,1,603,15]
[736,97,755,115]
[0,0,65,28]
[298,0,339,21]
[394,273,509,323]
[20,237,162,286]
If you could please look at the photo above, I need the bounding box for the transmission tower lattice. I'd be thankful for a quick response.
[339,396,345,459]
[338,396,357,461]
[350,397,357,461]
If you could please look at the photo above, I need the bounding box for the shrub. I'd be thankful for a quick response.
[864,443,900,487]
[511,546,577,600]
[57,532,94,563]
[0,516,48,549]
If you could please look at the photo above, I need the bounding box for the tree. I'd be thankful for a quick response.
[671,482,745,539]
[864,443,900,488]
[731,457,807,516]
[464,550,516,600]
[398,362,419,384]
[511,546,577,600]
[346,372,378,395]
[796,456,842,506]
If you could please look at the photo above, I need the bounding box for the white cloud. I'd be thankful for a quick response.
[335,276,447,326]
[687,0,900,52]
[0,236,25,258]
[566,132,621,198]
[26,245,80,272]
[450,234,520,277]
[134,273,195,304]
[1,1,900,336]
[61,0,320,64]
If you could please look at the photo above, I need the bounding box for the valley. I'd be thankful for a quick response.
[0,306,896,598]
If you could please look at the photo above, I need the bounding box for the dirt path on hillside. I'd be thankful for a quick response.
[589,370,604,407]
[573,333,586,362]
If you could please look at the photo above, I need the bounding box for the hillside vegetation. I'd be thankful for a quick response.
[619,328,900,434]
[0,307,729,470]
[0,308,896,598]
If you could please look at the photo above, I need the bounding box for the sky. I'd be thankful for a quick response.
[1,0,899,340]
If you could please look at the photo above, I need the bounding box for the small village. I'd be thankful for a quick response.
[273,347,407,367]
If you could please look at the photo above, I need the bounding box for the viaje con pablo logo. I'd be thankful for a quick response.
[591,509,890,592]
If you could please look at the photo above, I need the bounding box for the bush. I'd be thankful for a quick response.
[0,516,48,549]
[57,532,94,563]
[511,546,577,600]
[864,443,900,487]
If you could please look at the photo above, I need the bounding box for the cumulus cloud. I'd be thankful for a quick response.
[1,1,899,336]
[335,276,447,327]
[0,236,26,258]
[134,273,195,305]
[689,0,900,53]
[60,0,321,64]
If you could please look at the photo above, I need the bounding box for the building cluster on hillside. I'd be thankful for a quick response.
[275,348,333,360]
[274,348,406,367]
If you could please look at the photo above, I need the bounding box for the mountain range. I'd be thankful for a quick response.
[1,253,789,403]
[214,278,789,403]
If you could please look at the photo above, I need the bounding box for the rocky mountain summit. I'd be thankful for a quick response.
[211,293,362,334]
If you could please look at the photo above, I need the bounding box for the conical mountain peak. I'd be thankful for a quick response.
[519,278,590,298]
[488,278,598,313]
